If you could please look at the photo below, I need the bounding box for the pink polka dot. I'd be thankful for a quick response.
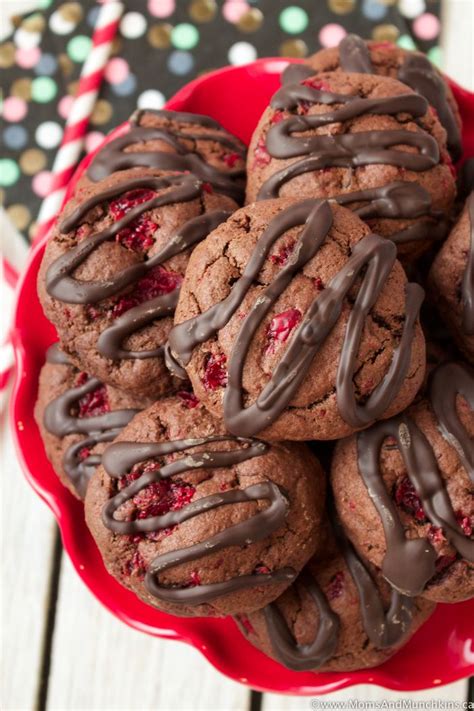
[57,95,74,120]
[15,46,41,68]
[85,131,105,153]
[104,58,129,85]
[148,0,175,17]
[413,13,440,41]
[3,96,28,122]
[318,23,347,48]
[32,171,54,198]
[222,0,250,23]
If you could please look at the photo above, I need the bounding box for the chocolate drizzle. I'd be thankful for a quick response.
[45,174,230,360]
[356,361,474,596]
[168,199,423,437]
[87,109,246,202]
[398,54,462,161]
[257,80,438,200]
[101,436,296,604]
[332,181,447,245]
[339,34,373,74]
[429,362,474,482]
[462,193,474,335]
[43,345,138,497]
[261,511,414,671]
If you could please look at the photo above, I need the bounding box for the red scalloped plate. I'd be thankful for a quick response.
[10,59,474,695]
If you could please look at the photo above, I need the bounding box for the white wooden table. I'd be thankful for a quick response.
[1,1,473,708]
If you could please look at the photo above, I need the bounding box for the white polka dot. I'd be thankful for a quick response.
[49,10,76,35]
[228,41,257,66]
[14,28,41,49]
[120,12,147,38]
[35,121,63,149]
[398,0,425,19]
[137,89,166,110]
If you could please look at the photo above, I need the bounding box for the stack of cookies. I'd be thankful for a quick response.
[35,35,473,673]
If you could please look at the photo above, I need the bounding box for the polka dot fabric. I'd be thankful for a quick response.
[1,0,441,239]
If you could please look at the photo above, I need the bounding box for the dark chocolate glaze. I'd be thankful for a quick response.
[87,108,246,202]
[168,199,423,437]
[257,80,439,200]
[429,362,474,482]
[339,34,373,74]
[261,511,414,671]
[43,345,138,497]
[398,54,462,161]
[45,173,230,361]
[462,193,474,335]
[101,436,296,605]
[332,181,447,245]
[356,361,474,596]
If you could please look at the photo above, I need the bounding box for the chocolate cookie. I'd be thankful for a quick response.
[246,70,456,261]
[304,34,462,160]
[331,361,474,603]
[428,193,474,363]
[79,109,246,203]
[85,396,326,617]
[167,198,426,441]
[236,517,434,672]
[38,168,237,398]
[35,344,148,499]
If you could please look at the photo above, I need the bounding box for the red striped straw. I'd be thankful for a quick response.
[34,0,124,245]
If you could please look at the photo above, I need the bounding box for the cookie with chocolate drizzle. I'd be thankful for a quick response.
[331,361,474,603]
[236,514,434,672]
[84,396,325,617]
[429,192,474,364]
[35,344,148,499]
[304,34,462,161]
[78,108,246,203]
[167,198,426,441]
[246,70,456,261]
[38,167,238,398]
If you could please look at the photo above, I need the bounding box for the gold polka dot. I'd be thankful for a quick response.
[67,80,79,96]
[148,23,173,49]
[11,78,32,101]
[0,189,5,207]
[10,15,23,29]
[7,204,31,231]
[377,0,397,5]
[111,36,123,56]
[22,13,45,33]
[28,221,38,241]
[58,2,83,24]
[91,99,112,126]
[328,0,355,14]
[0,43,15,69]
[58,53,74,77]
[19,149,47,175]
[189,0,217,23]
[280,39,308,58]
[372,24,400,42]
[237,8,264,33]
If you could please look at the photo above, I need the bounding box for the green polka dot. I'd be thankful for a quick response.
[31,77,57,103]
[427,46,442,68]
[279,6,308,34]
[397,34,417,51]
[38,0,52,7]
[0,159,20,187]
[171,23,199,50]
[67,35,93,63]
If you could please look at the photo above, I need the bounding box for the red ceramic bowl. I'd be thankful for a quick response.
[11,59,474,695]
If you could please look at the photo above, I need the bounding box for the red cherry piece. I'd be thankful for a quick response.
[78,384,110,418]
[394,476,427,522]
[270,241,295,266]
[202,353,228,390]
[109,188,157,253]
[222,152,241,168]
[267,309,301,353]
[254,136,270,167]
[177,390,200,409]
[111,267,182,318]
[327,571,345,600]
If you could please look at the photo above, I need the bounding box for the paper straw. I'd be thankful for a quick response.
[34,0,124,244]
